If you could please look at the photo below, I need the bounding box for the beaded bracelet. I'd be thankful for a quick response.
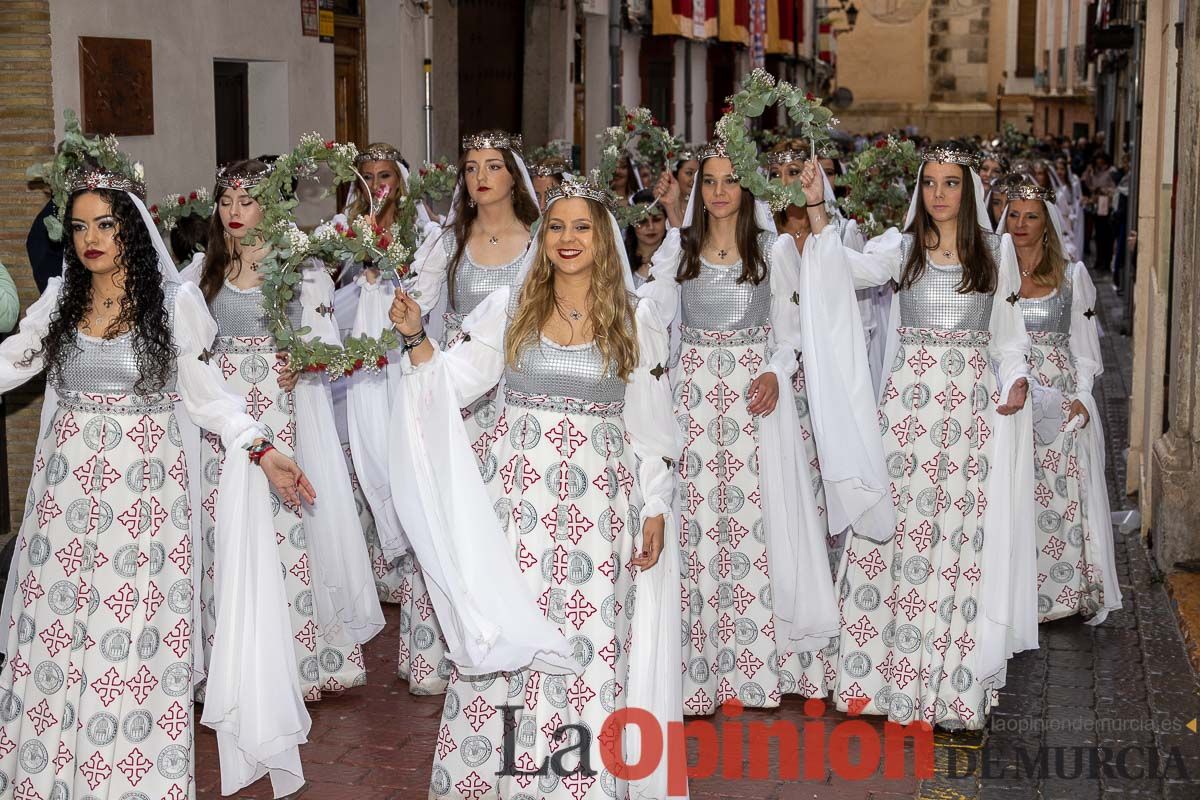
[402,329,428,351]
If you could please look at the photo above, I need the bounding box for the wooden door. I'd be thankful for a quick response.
[640,36,675,132]
[706,44,737,136]
[457,0,525,137]
[334,5,367,206]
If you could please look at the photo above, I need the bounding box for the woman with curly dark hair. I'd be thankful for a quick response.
[0,163,316,798]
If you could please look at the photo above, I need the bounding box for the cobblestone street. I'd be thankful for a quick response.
[194,263,1200,800]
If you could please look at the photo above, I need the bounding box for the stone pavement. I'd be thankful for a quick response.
[196,264,1200,799]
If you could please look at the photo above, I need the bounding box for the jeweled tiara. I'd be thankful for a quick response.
[698,141,729,161]
[544,175,617,214]
[765,149,805,166]
[1005,180,1056,203]
[921,144,981,171]
[66,167,145,198]
[461,132,523,154]
[215,163,274,190]
[530,157,568,178]
[354,144,403,166]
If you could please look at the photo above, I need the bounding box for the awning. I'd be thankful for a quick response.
[652,0,718,39]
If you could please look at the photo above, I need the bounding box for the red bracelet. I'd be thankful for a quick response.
[248,443,275,465]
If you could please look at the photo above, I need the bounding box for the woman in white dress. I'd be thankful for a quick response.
[185,160,383,703]
[639,143,838,714]
[1004,179,1121,624]
[387,176,683,799]
[0,164,314,798]
[371,131,540,694]
[796,142,1036,730]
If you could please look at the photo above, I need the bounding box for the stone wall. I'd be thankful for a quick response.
[927,0,992,104]
[0,0,54,535]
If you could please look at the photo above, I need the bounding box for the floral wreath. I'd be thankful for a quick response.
[597,107,681,226]
[837,135,920,237]
[27,110,144,241]
[151,188,214,232]
[249,135,454,379]
[528,139,575,170]
[714,68,837,212]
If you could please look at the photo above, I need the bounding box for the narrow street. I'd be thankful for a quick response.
[196,262,1200,800]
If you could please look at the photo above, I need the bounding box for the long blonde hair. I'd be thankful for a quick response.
[504,197,639,381]
[1028,199,1067,289]
[345,144,407,222]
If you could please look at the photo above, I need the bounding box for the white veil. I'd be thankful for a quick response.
[904,161,993,231]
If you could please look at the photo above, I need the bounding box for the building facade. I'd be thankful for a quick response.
[1029,0,1094,139]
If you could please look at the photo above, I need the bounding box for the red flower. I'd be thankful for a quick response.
[626,123,635,132]
[347,229,356,239]
[315,363,326,371]
[377,234,391,249]
[177,196,186,206]
[721,104,733,115]
[189,191,198,200]
[354,358,364,369]
[806,92,816,101]
[876,139,887,149]
[344,368,354,376]
[419,168,428,177]
[324,140,335,149]
[149,204,158,214]
[375,356,388,369]
[651,116,660,127]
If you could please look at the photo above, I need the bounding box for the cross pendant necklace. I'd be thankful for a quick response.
[102,298,114,309]
[717,249,729,259]
[488,235,499,245]
[568,309,583,322]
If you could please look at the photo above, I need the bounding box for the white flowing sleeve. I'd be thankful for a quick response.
[389,286,579,676]
[625,298,679,521]
[297,262,340,347]
[988,233,1033,397]
[0,278,60,393]
[795,230,894,543]
[1065,261,1122,624]
[400,287,509,406]
[622,298,687,800]
[635,227,684,329]
[173,282,310,798]
[1068,262,1102,399]
[765,236,802,381]
[291,264,385,648]
[975,233,1037,688]
[172,282,262,445]
[844,227,904,290]
[408,226,452,316]
[345,273,410,558]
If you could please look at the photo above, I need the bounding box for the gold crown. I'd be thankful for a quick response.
[698,141,729,161]
[544,174,617,214]
[66,167,145,198]
[215,163,274,190]
[461,132,523,154]
[354,144,403,166]
[765,149,805,166]
[1005,179,1056,203]
[921,144,981,171]
[530,157,568,177]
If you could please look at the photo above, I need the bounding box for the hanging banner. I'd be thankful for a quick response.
[719,0,750,45]
[767,0,802,56]
[750,0,767,66]
[653,0,718,38]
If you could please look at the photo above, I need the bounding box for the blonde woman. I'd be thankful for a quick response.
[388,176,682,799]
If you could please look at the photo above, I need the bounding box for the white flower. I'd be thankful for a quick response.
[133,162,144,182]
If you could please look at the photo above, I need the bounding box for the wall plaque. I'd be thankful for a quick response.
[78,37,154,136]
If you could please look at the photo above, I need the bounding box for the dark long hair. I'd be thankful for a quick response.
[676,166,767,285]
[446,138,540,308]
[900,160,996,294]
[200,158,272,302]
[22,188,175,393]
[623,188,659,275]
[169,212,209,263]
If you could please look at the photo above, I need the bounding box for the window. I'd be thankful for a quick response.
[1015,0,1037,78]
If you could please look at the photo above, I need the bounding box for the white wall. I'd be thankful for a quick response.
[365,0,428,162]
[50,0,337,223]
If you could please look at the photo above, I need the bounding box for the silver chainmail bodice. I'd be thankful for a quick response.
[504,338,626,404]
[209,281,303,339]
[1018,271,1073,334]
[897,232,997,332]
[450,243,525,316]
[53,282,180,395]
[680,231,776,331]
